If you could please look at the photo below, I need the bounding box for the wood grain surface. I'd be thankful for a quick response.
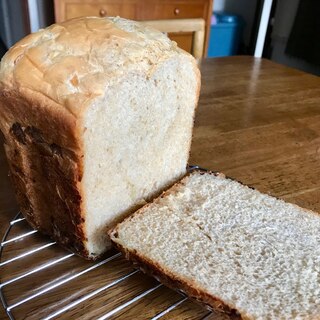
[1,56,320,319]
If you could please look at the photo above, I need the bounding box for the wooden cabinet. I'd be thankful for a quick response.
[137,3,207,20]
[62,3,136,20]
[54,0,213,56]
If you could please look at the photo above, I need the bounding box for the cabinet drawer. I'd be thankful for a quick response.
[138,3,206,20]
[65,3,136,21]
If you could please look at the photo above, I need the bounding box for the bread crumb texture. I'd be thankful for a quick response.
[112,172,320,320]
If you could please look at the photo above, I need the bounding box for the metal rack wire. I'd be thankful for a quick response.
[0,212,212,319]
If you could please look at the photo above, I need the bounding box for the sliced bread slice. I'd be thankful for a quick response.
[109,171,320,320]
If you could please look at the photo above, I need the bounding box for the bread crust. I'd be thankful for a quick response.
[185,60,201,167]
[0,86,89,258]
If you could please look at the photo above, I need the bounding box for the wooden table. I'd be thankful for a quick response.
[1,56,320,319]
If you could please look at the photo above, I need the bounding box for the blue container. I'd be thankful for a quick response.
[208,13,243,57]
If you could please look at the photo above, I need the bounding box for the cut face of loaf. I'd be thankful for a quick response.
[110,171,320,320]
[0,17,200,258]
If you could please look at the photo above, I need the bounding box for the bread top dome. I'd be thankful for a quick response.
[0,16,191,116]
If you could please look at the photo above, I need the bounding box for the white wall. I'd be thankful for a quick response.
[28,0,55,32]
[213,0,226,12]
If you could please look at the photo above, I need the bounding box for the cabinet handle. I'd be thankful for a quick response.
[99,9,107,17]
[174,8,180,15]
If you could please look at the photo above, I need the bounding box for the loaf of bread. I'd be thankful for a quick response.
[0,17,200,259]
[110,171,320,320]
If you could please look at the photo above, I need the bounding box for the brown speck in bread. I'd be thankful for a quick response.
[10,123,26,144]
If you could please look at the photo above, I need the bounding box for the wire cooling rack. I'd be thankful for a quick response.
[0,212,220,320]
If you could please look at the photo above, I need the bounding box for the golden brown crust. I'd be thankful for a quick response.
[0,17,185,119]
[0,87,89,258]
